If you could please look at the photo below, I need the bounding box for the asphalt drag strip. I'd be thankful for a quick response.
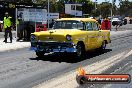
[33,47,132,88]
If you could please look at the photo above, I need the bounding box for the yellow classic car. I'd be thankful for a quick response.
[30,18,111,58]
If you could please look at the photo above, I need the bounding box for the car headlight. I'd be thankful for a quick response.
[30,35,36,41]
[66,34,72,41]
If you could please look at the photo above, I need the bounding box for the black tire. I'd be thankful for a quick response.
[76,43,86,59]
[120,23,122,26]
[36,51,45,58]
[112,22,115,26]
[99,41,106,51]
[76,75,87,85]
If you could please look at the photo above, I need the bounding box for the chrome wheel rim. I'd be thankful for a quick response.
[102,42,106,49]
[77,45,82,57]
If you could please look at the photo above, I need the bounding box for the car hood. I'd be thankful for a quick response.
[32,29,82,42]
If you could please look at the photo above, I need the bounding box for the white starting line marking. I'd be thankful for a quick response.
[33,50,132,88]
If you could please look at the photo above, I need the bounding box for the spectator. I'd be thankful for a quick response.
[97,18,102,25]
[3,12,13,43]
[49,19,54,28]
[101,17,111,30]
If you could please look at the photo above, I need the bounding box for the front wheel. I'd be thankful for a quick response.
[76,43,86,59]
[36,51,45,58]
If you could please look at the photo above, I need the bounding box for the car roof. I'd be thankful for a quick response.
[56,18,97,22]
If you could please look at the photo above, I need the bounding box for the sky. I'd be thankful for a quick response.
[96,0,132,6]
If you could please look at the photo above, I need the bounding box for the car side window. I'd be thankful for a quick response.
[93,22,99,31]
[72,22,77,29]
[86,22,92,31]
[77,22,84,30]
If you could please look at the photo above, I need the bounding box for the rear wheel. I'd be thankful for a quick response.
[36,51,45,58]
[99,41,106,51]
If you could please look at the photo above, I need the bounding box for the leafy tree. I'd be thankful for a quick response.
[99,2,111,18]
[119,0,132,16]
[82,1,94,15]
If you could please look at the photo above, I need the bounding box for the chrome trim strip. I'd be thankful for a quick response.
[30,46,77,53]
[53,47,77,52]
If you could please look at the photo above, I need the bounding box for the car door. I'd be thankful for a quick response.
[92,22,102,48]
[85,22,96,50]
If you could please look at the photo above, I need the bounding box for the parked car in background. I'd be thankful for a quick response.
[112,18,123,26]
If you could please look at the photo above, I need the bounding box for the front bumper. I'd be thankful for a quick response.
[30,41,77,53]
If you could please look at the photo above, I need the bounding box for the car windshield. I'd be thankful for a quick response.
[112,18,120,21]
[53,20,84,30]
[113,18,118,20]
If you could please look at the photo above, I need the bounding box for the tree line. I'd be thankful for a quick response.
[3,0,132,17]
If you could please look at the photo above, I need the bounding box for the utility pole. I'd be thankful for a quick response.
[94,0,97,17]
[47,0,49,29]
[111,0,114,25]
[95,0,97,11]
[75,4,76,17]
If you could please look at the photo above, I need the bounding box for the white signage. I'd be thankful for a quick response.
[18,8,47,23]
[65,4,82,16]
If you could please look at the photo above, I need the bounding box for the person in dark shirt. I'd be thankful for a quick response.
[49,19,54,28]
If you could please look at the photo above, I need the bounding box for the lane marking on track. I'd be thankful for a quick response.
[33,50,132,88]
